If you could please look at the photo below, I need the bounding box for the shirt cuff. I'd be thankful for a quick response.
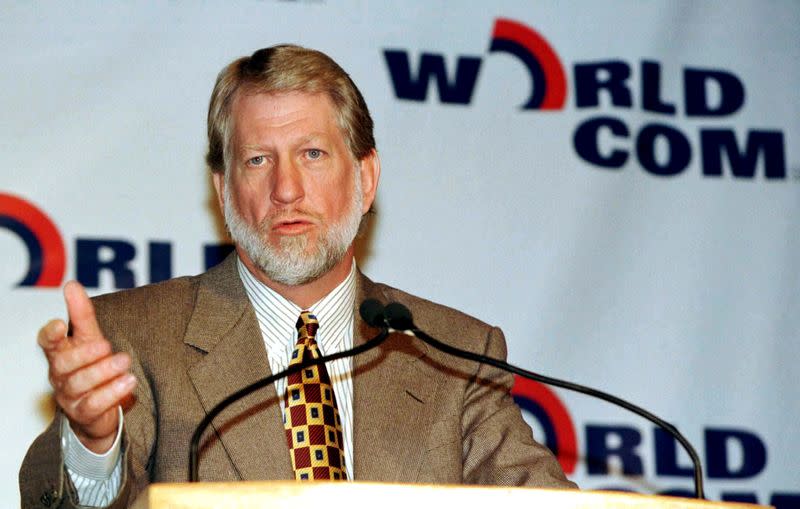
[61,406,124,480]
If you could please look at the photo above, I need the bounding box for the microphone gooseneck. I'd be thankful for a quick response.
[382,302,705,500]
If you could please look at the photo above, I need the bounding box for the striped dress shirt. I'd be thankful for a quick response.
[237,257,357,480]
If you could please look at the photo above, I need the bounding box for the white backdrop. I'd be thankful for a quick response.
[2,2,798,507]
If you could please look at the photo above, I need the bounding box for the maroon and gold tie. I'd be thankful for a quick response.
[283,311,347,480]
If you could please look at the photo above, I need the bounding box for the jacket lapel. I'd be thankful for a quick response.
[352,274,439,482]
[183,255,293,481]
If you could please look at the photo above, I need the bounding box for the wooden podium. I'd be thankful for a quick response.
[130,481,773,509]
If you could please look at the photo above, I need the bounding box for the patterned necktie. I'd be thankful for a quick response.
[283,311,347,480]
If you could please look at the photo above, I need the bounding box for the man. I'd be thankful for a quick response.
[20,45,575,508]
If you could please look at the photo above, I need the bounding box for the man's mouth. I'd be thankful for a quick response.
[272,218,315,235]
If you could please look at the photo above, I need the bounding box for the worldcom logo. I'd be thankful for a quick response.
[383,18,790,180]
[1,192,232,289]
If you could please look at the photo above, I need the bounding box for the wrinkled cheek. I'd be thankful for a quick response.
[232,187,271,224]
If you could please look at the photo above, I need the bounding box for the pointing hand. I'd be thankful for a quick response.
[37,281,136,454]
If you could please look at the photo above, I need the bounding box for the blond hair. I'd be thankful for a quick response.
[206,45,375,173]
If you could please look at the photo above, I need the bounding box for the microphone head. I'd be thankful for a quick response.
[384,302,413,330]
[359,299,386,327]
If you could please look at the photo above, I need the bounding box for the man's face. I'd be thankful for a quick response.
[214,91,377,286]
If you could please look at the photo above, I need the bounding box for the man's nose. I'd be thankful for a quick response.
[270,158,304,205]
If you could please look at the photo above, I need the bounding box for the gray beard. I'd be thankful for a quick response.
[223,173,362,286]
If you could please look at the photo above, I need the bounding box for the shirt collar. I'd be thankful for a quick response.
[237,255,357,348]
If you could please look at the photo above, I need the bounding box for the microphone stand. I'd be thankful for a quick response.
[188,298,704,499]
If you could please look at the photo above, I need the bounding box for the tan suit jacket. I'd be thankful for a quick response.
[20,255,575,508]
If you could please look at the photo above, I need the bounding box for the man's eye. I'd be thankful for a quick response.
[248,156,265,166]
[307,149,323,160]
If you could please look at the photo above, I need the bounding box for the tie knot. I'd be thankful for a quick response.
[296,311,319,339]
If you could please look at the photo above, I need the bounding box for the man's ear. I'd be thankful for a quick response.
[212,171,225,214]
[358,149,381,214]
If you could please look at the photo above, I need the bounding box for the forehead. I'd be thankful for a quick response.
[231,91,341,141]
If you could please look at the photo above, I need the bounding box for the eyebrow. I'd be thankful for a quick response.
[240,143,265,152]
[239,133,330,153]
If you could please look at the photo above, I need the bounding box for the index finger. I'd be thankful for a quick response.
[64,280,104,342]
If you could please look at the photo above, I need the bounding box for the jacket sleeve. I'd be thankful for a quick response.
[19,410,133,509]
[19,340,157,508]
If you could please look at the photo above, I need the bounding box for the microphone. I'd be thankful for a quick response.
[359,298,386,327]
[188,301,391,482]
[381,302,706,500]
[384,302,413,331]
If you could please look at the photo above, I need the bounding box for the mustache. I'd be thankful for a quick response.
[256,209,323,231]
